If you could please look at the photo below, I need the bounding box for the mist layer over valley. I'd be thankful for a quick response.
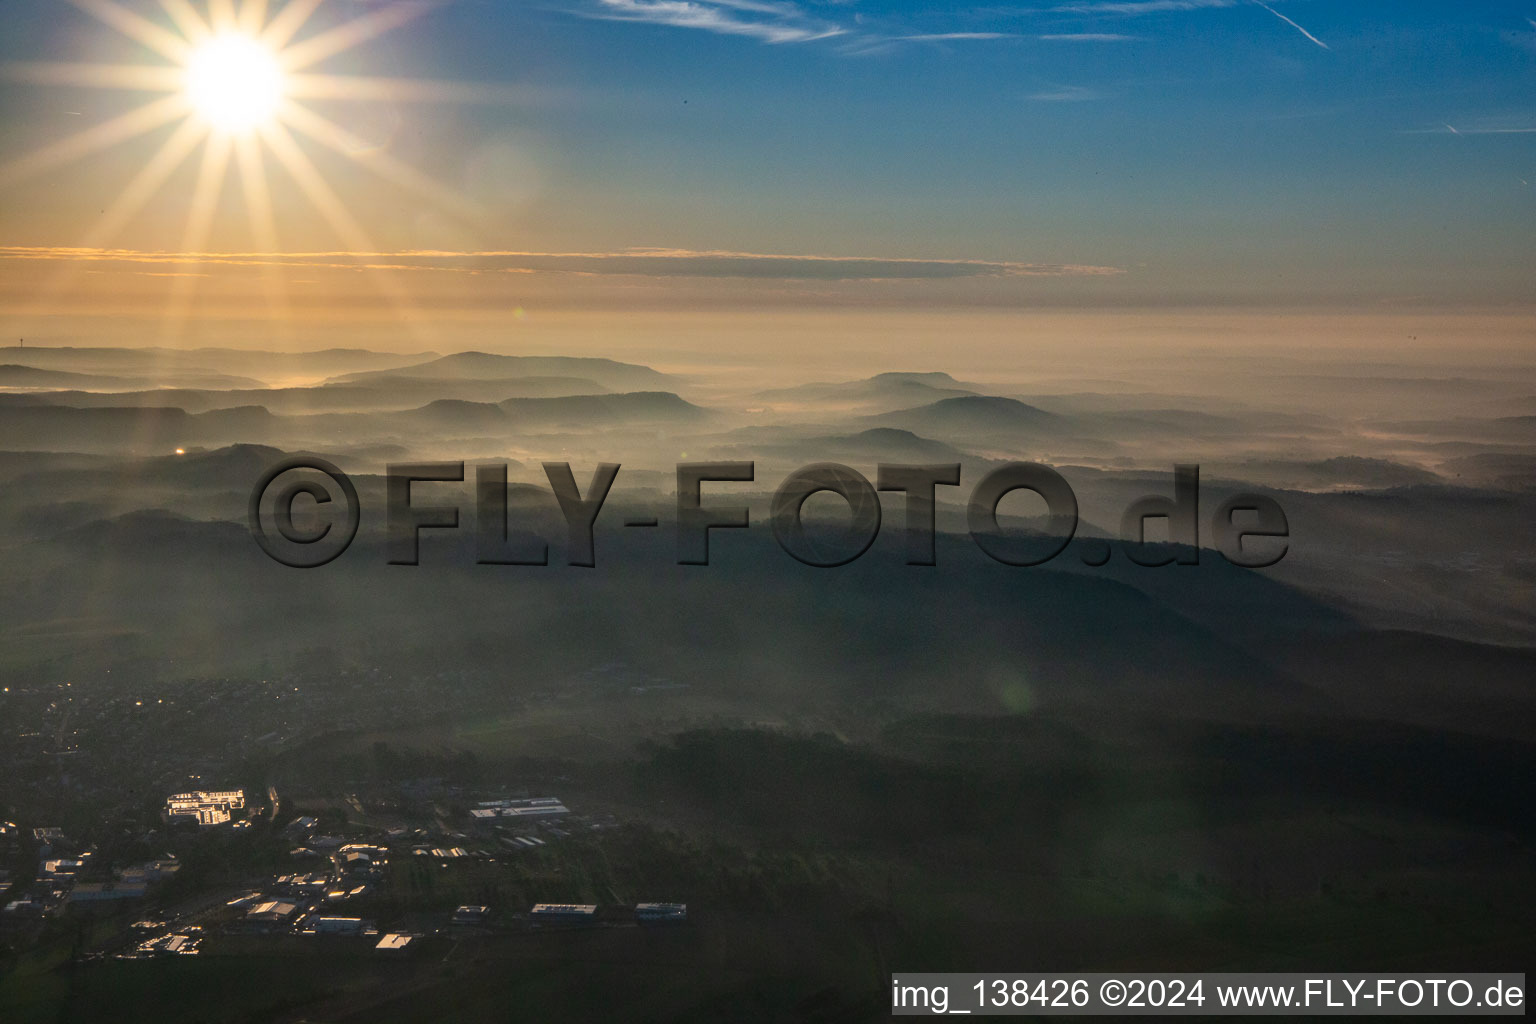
[1,315,1531,1015]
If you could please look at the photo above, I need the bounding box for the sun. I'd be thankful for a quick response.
[0,0,497,341]
[185,34,284,133]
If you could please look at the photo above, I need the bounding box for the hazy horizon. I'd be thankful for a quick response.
[0,2,1531,1020]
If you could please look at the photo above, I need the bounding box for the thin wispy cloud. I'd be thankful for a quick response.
[0,247,1125,280]
[580,0,843,44]
[892,32,1020,42]
[1251,0,1327,49]
[1401,118,1536,136]
[836,30,1027,57]
[1047,0,1325,50]
[571,0,1143,54]
[1028,85,1101,101]
[1037,33,1139,41]
[1049,0,1235,14]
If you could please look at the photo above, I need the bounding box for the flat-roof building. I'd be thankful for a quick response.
[469,798,570,824]
[247,899,301,925]
[635,902,688,923]
[161,934,198,955]
[479,797,564,809]
[119,859,180,886]
[339,850,374,872]
[309,916,370,935]
[40,858,84,879]
[165,789,245,827]
[530,903,597,923]
[450,905,489,925]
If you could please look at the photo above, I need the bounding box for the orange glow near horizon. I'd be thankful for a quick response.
[0,0,481,343]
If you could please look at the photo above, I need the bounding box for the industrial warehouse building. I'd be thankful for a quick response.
[469,797,569,824]
[530,903,597,925]
[308,916,373,936]
[451,905,490,926]
[635,902,687,923]
[164,789,246,827]
[246,899,301,926]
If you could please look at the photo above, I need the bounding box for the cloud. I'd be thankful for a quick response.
[580,0,843,43]
[1401,119,1536,136]
[893,32,1020,41]
[0,246,1124,280]
[1036,33,1139,40]
[841,30,1052,56]
[1048,0,1325,49]
[1250,0,1327,49]
[573,2,1140,54]
[1049,0,1235,14]
[1027,85,1101,101]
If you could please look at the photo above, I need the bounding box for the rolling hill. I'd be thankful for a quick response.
[327,352,676,392]
[863,395,1069,439]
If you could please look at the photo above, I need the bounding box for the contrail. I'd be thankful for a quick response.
[1252,0,1328,49]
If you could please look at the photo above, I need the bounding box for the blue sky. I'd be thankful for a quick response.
[0,0,1532,312]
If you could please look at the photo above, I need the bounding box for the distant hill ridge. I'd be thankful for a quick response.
[0,345,434,383]
[865,395,1066,436]
[399,391,709,428]
[755,370,983,407]
[327,351,676,392]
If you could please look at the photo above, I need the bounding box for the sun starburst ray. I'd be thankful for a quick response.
[239,0,270,35]
[0,93,189,188]
[8,0,487,343]
[207,0,239,33]
[234,132,292,328]
[284,72,547,105]
[163,131,234,338]
[278,101,481,220]
[0,61,186,93]
[156,0,211,44]
[182,133,235,255]
[14,117,209,326]
[66,0,193,65]
[87,117,209,248]
[259,119,429,334]
[258,120,373,252]
[259,0,324,50]
[277,1,436,73]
